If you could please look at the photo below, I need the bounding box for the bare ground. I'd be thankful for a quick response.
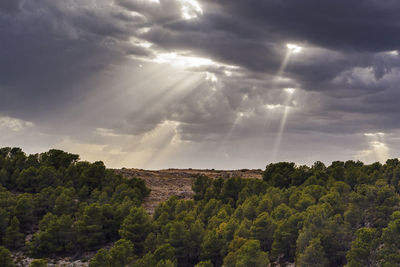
[115,168,263,214]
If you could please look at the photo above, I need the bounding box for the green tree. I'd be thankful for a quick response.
[223,239,269,267]
[119,207,152,253]
[346,228,379,267]
[0,208,10,244]
[271,213,304,261]
[377,212,400,266]
[14,193,36,231]
[108,239,135,266]
[40,149,79,169]
[263,162,295,188]
[76,203,107,249]
[201,228,225,266]
[29,213,76,257]
[0,246,15,267]
[3,217,24,249]
[90,248,111,267]
[192,176,213,201]
[53,190,76,215]
[250,212,275,251]
[154,244,176,263]
[297,238,328,267]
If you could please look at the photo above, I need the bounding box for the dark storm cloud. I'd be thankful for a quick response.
[0,0,151,121]
[1,0,400,167]
[126,0,400,97]
[201,0,400,52]
[0,0,23,14]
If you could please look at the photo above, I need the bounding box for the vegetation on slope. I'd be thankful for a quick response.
[90,159,400,267]
[0,147,149,266]
[1,147,400,266]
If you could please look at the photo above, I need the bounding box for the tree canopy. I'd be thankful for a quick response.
[2,147,400,267]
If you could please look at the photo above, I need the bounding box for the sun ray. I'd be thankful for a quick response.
[268,43,303,161]
[270,104,291,162]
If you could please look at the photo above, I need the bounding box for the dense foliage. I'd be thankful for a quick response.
[90,159,400,267]
[2,147,400,266]
[0,147,149,261]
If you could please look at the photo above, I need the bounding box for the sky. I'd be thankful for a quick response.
[1,0,400,169]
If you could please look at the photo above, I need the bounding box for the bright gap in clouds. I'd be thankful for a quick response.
[286,43,303,54]
[180,0,203,20]
[356,132,390,163]
[154,53,215,68]
[284,88,296,94]
[276,44,303,80]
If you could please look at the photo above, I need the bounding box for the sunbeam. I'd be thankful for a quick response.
[357,132,390,163]
[216,94,249,156]
[268,43,303,161]
[270,88,296,162]
[276,43,303,81]
[276,52,292,80]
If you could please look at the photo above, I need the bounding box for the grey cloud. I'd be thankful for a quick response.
[0,0,152,122]
[0,0,23,15]
[201,0,400,52]
[1,0,400,168]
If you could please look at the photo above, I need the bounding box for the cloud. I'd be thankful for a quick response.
[356,133,390,163]
[0,116,33,132]
[1,0,400,168]
[0,0,23,15]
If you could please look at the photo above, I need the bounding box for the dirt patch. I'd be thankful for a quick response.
[115,168,263,214]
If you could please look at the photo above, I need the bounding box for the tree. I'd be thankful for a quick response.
[154,244,176,263]
[223,239,269,267]
[16,167,39,192]
[346,228,379,267]
[40,149,79,169]
[53,189,76,215]
[377,212,400,266]
[0,208,10,244]
[297,238,328,267]
[119,207,152,253]
[220,177,244,206]
[0,246,15,267]
[29,213,76,257]
[90,238,135,267]
[76,203,107,250]
[192,176,212,201]
[250,212,276,251]
[108,239,135,266]
[263,162,295,188]
[14,193,36,231]
[271,213,304,261]
[90,248,111,267]
[3,216,24,249]
[201,229,225,266]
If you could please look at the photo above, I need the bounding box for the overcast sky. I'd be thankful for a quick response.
[1,0,400,169]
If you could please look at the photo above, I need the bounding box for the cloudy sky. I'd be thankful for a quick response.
[1,0,400,169]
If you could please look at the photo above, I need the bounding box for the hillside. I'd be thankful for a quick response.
[115,168,263,214]
[3,148,400,267]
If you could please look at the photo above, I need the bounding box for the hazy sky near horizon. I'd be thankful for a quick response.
[1,0,400,169]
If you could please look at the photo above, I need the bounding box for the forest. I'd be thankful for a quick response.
[1,147,400,267]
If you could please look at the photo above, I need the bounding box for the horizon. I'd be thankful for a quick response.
[2,146,396,172]
[1,0,400,169]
